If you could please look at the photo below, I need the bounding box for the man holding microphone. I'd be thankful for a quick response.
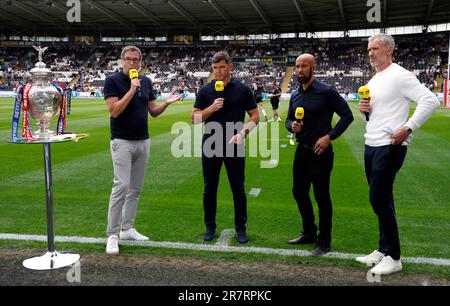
[192,51,259,244]
[356,34,439,275]
[104,46,181,255]
[285,54,353,256]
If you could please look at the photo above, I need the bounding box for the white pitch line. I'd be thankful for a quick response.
[1,233,450,266]
[216,229,234,246]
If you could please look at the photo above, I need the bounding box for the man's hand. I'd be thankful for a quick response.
[313,135,331,155]
[165,86,182,104]
[391,127,410,145]
[358,99,371,113]
[228,133,244,145]
[291,121,303,133]
[210,98,224,112]
[130,78,140,93]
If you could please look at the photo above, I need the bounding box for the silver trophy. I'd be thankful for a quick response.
[28,46,62,139]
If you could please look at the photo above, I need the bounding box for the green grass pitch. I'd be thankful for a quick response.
[0,97,449,275]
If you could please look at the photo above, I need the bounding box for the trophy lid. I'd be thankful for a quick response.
[30,46,52,79]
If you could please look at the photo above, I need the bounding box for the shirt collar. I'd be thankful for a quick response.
[213,78,236,89]
[120,69,128,80]
[224,78,237,87]
[299,78,317,92]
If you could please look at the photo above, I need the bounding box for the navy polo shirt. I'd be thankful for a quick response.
[285,79,353,145]
[104,70,156,140]
[270,87,281,103]
[194,79,256,128]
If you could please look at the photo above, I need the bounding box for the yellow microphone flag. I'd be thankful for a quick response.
[358,86,370,99]
[215,80,224,92]
[129,69,139,79]
[295,107,304,120]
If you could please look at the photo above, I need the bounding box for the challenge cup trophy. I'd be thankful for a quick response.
[8,47,81,271]
[27,46,62,139]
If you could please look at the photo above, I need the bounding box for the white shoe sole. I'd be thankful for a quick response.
[119,237,148,241]
[106,249,119,255]
[119,233,149,241]
[370,266,402,275]
[355,257,382,265]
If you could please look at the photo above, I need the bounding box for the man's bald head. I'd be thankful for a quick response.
[295,53,316,85]
[296,54,316,66]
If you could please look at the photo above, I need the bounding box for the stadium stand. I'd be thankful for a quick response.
[0,33,448,96]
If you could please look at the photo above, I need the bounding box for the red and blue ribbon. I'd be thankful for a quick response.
[11,84,24,141]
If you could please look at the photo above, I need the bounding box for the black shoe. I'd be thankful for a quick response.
[236,231,249,244]
[288,235,317,245]
[203,229,215,241]
[311,245,331,257]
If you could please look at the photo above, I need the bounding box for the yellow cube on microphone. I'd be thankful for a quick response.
[215,80,224,92]
[358,86,370,99]
[295,107,304,120]
[129,68,139,80]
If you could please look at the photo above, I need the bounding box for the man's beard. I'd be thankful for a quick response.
[297,73,311,84]
[370,56,385,69]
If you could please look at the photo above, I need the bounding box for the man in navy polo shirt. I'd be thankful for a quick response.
[285,54,353,256]
[192,51,259,243]
[104,46,181,255]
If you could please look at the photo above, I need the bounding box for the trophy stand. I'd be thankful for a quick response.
[24,141,79,270]
[9,137,86,270]
[8,46,85,270]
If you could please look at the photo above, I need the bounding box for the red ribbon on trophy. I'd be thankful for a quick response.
[54,82,68,134]
[21,83,38,141]
[11,82,72,141]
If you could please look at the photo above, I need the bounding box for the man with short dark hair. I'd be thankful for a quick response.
[104,45,181,255]
[192,51,259,243]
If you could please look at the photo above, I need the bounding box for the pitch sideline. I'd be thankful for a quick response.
[0,232,449,266]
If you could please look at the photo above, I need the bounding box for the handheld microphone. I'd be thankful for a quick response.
[129,68,141,97]
[295,107,304,122]
[294,107,304,133]
[358,85,370,121]
[215,80,224,98]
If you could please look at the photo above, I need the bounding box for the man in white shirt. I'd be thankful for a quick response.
[356,33,440,275]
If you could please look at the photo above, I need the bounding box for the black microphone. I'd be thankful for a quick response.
[129,68,141,97]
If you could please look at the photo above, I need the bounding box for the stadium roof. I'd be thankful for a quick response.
[1,0,450,37]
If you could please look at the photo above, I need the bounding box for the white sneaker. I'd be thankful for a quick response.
[268,118,274,122]
[106,235,119,255]
[289,138,295,145]
[277,117,282,122]
[370,256,402,275]
[355,250,385,266]
[119,228,149,241]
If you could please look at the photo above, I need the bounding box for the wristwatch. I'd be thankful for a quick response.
[404,126,412,134]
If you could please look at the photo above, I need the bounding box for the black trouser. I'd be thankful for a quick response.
[364,145,407,260]
[202,155,247,233]
[292,144,334,246]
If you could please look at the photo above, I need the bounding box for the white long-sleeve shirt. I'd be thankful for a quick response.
[364,63,440,146]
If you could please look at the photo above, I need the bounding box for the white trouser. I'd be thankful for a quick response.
[107,138,150,236]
